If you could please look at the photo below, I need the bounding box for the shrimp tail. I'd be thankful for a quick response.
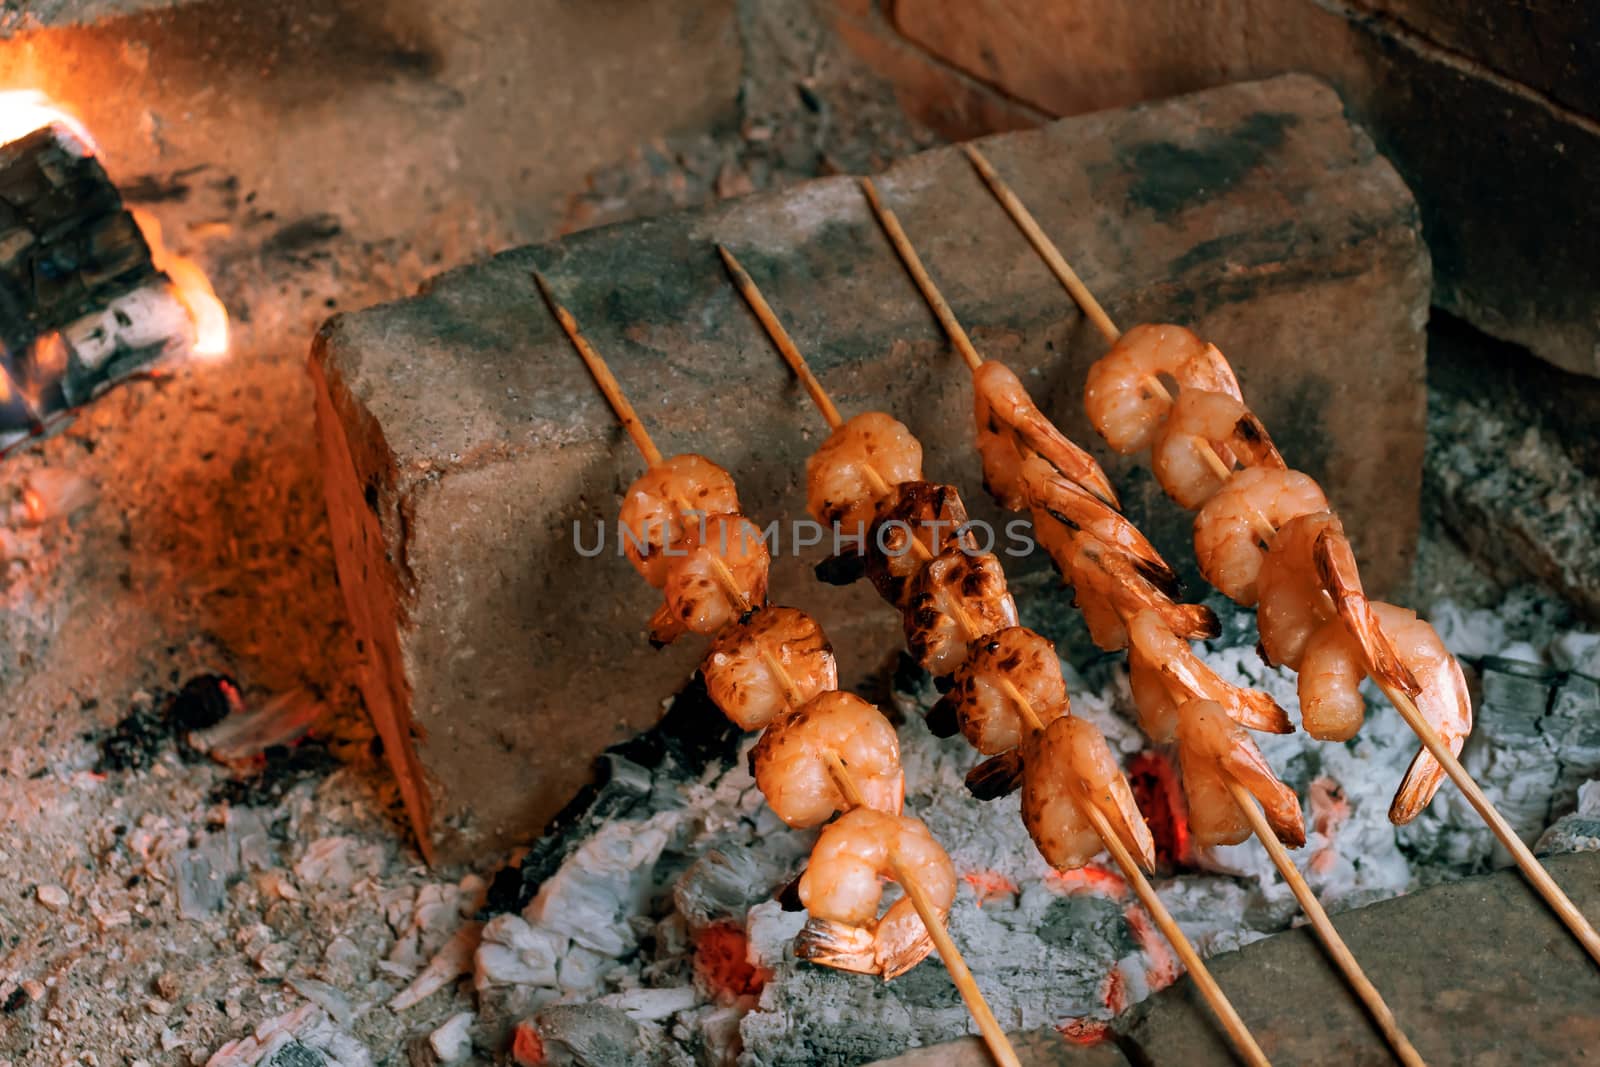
[648,601,687,647]
[924,695,961,739]
[1189,343,1242,399]
[814,550,867,587]
[1221,745,1307,847]
[1232,687,1294,735]
[794,918,881,976]
[876,899,939,979]
[1389,746,1447,825]
[1314,529,1422,697]
[965,749,1024,801]
[1092,779,1158,873]
[1019,414,1120,510]
[1230,411,1286,469]
[1163,602,1222,641]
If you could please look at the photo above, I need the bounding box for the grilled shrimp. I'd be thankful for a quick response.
[1021,454,1178,594]
[1383,608,1473,824]
[1021,716,1155,872]
[1127,640,1181,743]
[702,607,837,731]
[751,691,903,828]
[973,359,1119,509]
[932,627,1070,754]
[1176,699,1306,848]
[648,514,770,645]
[1037,527,1218,651]
[1151,390,1284,510]
[1299,603,1470,822]
[806,411,923,542]
[862,481,975,608]
[903,548,1018,676]
[619,454,740,587]
[1192,467,1328,605]
[1083,324,1241,454]
[1127,610,1292,733]
[1256,511,1341,670]
[795,808,956,978]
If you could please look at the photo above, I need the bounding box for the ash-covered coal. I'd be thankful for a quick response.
[456,586,1599,1066]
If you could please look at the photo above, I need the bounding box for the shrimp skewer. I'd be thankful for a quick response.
[540,269,1021,1067]
[966,147,1600,974]
[725,244,1271,1067]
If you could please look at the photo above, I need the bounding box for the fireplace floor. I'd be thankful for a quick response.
[2,3,1598,1064]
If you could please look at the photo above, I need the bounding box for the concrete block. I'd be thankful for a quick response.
[311,74,1429,861]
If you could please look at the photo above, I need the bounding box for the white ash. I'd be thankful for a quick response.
[443,587,1600,1067]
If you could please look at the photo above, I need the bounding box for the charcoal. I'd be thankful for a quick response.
[486,674,741,916]
[672,845,789,929]
[0,125,191,450]
[171,673,241,731]
[266,1045,329,1067]
[530,1004,645,1067]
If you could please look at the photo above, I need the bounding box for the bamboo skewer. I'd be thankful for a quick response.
[537,268,1021,1067]
[857,179,1433,1065]
[1376,681,1600,968]
[962,144,1120,346]
[857,178,984,372]
[718,245,845,431]
[725,250,1274,1065]
[534,271,664,468]
[960,145,1600,972]
[822,752,1021,1067]
[1079,800,1271,1067]
[1224,780,1426,1067]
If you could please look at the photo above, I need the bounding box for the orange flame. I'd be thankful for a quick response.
[0,89,228,360]
[131,209,229,358]
[0,89,97,153]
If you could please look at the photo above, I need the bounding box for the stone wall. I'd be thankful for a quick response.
[833,0,1600,378]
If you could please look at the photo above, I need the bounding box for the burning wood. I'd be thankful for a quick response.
[0,91,226,453]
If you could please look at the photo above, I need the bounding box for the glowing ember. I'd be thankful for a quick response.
[1044,863,1127,899]
[961,869,1019,907]
[0,89,97,153]
[131,208,230,358]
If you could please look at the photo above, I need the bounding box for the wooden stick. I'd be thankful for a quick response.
[822,751,1022,1067]
[1223,780,1426,1067]
[1377,681,1600,968]
[858,177,984,372]
[718,244,844,431]
[1080,801,1272,1067]
[534,270,665,468]
[965,152,1600,971]
[962,144,1121,347]
[720,243,900,504]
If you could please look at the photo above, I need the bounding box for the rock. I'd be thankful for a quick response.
[427,1012,474,1063]
[35,884,68,911]
[1538,780,1600,855]
[474,915,562,990]
[872,0,1600,378]
[867,1028,1128,1066]
[312,74,1429,861]
[1115,852,1600,1065]
[527,1004,644,1067]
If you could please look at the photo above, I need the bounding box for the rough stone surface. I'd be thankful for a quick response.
[868,0,1600,378]
[312,74,1429,861]
[867,1028,1127,1066]
[1115,852,1600,1065]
